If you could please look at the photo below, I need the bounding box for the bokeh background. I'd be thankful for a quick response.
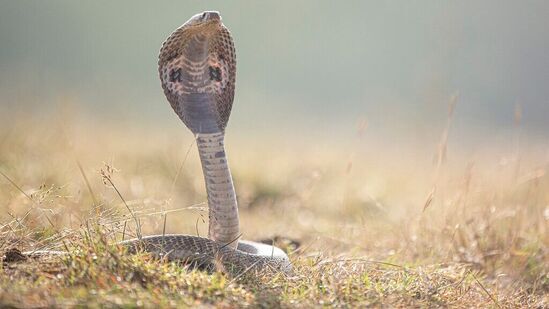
[1,1,548,145]
[1,0,548,232]
[0,3,548,305]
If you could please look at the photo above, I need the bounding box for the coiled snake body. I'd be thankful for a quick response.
[23,11,291,275]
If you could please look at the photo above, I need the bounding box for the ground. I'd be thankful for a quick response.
[0,118,547,308]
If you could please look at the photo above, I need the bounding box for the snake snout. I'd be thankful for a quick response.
[202,11,221,22]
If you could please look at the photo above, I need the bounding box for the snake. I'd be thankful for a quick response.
[12,11,291,275]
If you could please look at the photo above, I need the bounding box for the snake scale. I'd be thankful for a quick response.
[19,11,292,275]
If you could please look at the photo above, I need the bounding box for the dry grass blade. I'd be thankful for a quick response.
[422,186,436,213]
[0,169,34,202]
[169,139,196,200]
[100,167,142,240]
[0,118,546,308]
[470,271,502,309]
[76,160,99,209]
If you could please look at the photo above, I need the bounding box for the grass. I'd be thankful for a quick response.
[0,115,547,308]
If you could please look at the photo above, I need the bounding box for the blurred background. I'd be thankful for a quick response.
[0,2,547,286]
[0,3,548,302]
[1,1,548,147]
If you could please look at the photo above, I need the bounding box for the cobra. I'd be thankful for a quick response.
[121,11,291,274]
[20,11,291,275]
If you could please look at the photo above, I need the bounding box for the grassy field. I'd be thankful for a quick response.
[0,117,547,308]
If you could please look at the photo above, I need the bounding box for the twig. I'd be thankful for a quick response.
[470,271,501,309]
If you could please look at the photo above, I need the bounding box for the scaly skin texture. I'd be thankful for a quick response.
[196,132,239,244]
[119,235,292,275]
[158,11,236,134]
[151,11,290,273]
[23,11,292,275]
[158,11,239,245]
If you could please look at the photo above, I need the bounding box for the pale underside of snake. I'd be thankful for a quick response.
[21,11,291,275]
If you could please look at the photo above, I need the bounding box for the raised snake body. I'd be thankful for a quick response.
[22,11,291,275]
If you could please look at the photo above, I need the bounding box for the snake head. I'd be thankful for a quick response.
[187,11,221,25]
[159,11,236,134]
[177,11,224,40]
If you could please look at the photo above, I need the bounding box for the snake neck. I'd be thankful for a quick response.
[196,132,240,248]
